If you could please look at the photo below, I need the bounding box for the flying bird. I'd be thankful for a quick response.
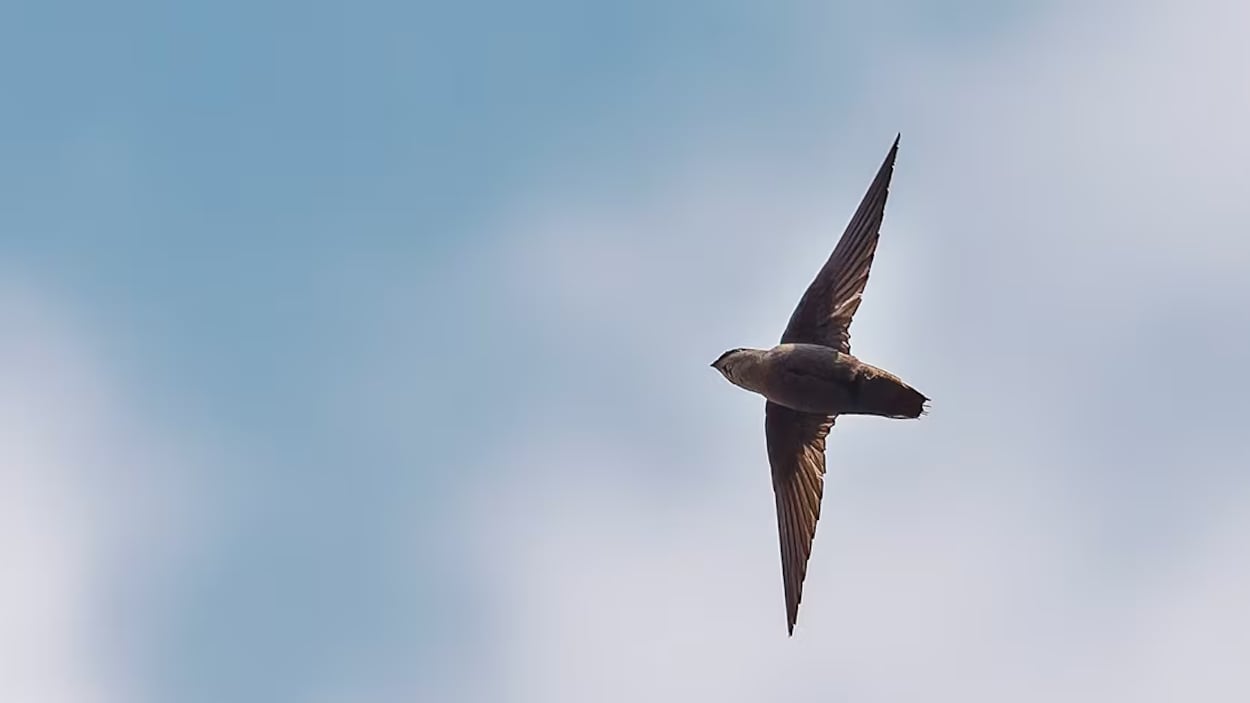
[711,135,927,635]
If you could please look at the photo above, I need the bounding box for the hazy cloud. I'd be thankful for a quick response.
[0,280,209,703]
[461,0,1250,700]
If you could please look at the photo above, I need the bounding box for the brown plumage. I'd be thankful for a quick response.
[711,135,928,635]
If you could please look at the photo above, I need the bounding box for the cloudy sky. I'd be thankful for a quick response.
[4,0,1250,701]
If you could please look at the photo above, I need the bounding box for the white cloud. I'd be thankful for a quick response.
[463,0,1250,700]
[0,279,207,703]
[473,424,1249,702]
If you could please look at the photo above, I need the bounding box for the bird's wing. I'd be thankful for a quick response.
[779,135,899,353]
[765,400,835,635]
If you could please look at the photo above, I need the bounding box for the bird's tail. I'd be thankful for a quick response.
[860,374,929,419]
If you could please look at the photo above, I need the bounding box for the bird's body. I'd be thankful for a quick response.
[711,135,927,635]
[713,343,927,418]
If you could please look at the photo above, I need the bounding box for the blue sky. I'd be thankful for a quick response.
[4,0,1250,701]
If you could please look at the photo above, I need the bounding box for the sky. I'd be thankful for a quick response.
[3,0,1250,701]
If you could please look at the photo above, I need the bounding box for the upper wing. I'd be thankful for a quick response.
[765,401,835,635]
[779,135,900,353]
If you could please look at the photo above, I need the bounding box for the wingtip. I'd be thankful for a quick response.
[873,134,900,178]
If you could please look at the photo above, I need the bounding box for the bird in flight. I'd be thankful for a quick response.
[711,135,927,635]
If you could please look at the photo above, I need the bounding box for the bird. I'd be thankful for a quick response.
[711,135,927,635]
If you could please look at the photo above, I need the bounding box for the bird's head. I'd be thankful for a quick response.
[711,348,752,384]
